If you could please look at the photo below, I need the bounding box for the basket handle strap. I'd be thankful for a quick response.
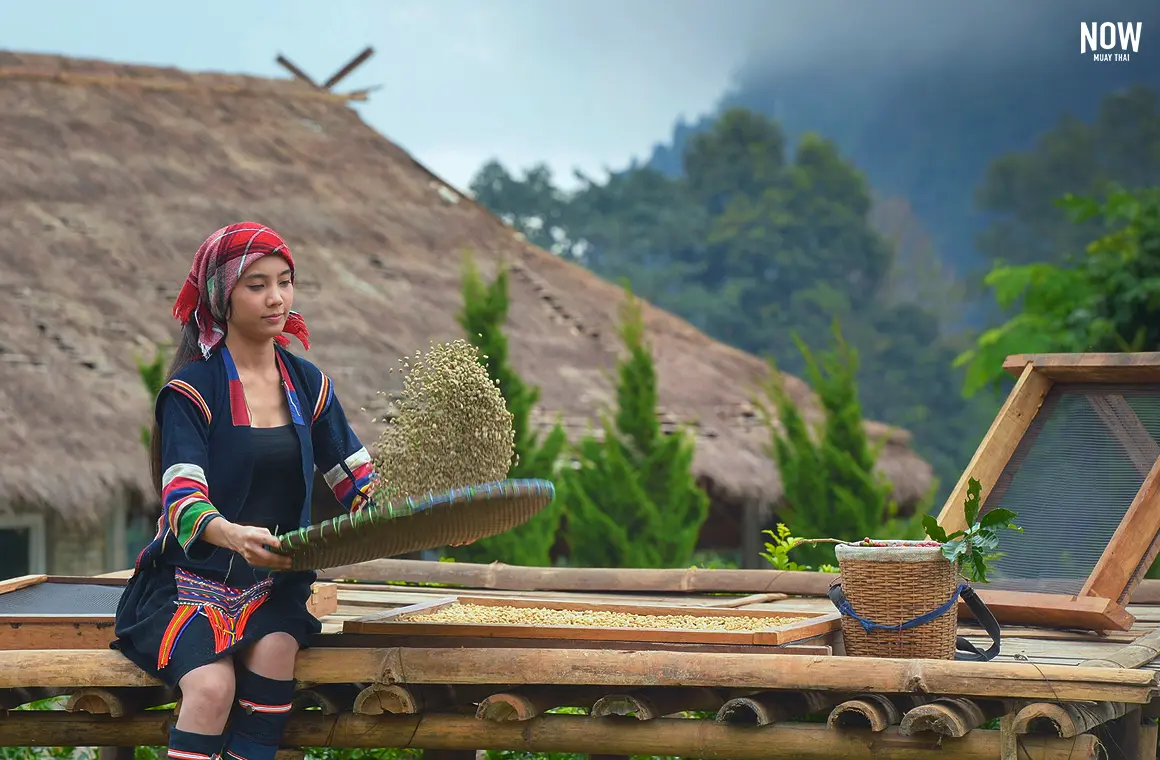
[826,579,1002,662]
[954,585,1002,662]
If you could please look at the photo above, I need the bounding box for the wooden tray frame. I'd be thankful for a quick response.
[0,574,339,650]
[936,352,1160,633]
[342,595,841,649]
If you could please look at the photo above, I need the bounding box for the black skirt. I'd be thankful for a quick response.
[111,561,321,688]
[115,424,321,687]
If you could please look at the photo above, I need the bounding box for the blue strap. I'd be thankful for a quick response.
[835,583,969,633]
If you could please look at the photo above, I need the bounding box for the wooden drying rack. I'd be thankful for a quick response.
[0,574,338,651]
[341,595,842,650]
[936,352,1160,633]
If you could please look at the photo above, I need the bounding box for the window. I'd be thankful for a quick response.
[0,513,47,579]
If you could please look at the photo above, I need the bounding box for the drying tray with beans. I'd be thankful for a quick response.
[341,595,842,649]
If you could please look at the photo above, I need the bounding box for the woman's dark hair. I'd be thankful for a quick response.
[148,320,205,501]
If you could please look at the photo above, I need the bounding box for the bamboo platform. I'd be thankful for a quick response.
[3,563,1160,759]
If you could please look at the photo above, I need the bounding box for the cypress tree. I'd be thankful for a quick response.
[444,253,568,566]
[761,321,920,567]
[560,287,710,568]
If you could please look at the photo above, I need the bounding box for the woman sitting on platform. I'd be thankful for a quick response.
[112,222,377,760]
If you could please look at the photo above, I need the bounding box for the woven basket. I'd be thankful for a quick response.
[273,478,555,571]
[834,540,960,660]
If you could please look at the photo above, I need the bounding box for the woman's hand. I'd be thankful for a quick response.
[204,518,292,570]
[229,524,293,570]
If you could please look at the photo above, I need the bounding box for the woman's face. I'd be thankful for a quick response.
[228,254,294,342]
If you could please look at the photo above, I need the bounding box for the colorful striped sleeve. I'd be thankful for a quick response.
[311,371,377,513]
[157,381,222,560]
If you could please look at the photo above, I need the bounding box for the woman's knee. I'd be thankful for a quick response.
[242,633,300,678]
[179,659,236,714]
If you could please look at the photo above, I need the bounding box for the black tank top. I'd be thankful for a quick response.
[240,424,306,535]
[217,424,305,587]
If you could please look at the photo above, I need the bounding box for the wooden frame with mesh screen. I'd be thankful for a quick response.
[0,574,340,650]
[936,352,1160,633]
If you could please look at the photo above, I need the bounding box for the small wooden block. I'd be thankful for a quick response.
[306,582,338,619]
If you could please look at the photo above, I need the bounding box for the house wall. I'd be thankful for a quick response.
[45,500,128,576]
[47,516,108,576]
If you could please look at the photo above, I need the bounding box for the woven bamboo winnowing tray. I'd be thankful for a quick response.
[273,478,556,571]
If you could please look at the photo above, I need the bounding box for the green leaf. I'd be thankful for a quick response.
[970,552,989,583]
[971,532,1000,554]
[942,539,965,564]
[963,477,982,526]
[922,514,949,543]
[979,508,1018,528]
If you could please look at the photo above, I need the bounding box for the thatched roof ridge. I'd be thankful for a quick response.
[0,50,934,523]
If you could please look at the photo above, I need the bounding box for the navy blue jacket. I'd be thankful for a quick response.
[134,343,375,574]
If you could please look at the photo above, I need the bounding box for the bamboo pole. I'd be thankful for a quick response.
[1000,715,1018,760]
[64,687,173,718]
[1127,579,1160,604]
[1,648,1155,703]
[589,688,725,720]
[371,648,1159,703]
[322,559,835,595]
[475,687,607,721]
[102,559,1160,602]
[1012,701,1135,738]
[704,593,790,608]
[353,684,455,715]
[716,691,841,726]
[898,697,1002,738]
[827,695,914,732]
[293,685,356,716]
[1021,628,1160,741]
[1139,721,1158,760]
[0,711,1100,760]
[1080,626,1160,669]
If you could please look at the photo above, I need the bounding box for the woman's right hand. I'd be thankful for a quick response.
[217,521,293,570]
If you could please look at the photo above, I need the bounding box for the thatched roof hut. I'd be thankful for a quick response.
[0,51,933,564]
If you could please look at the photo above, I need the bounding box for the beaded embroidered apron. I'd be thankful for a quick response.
[158,567,274,670]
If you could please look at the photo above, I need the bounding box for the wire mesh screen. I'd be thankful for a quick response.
[0,582,123,615]
[979,383,1160,596]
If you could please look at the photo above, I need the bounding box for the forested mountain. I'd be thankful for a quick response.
[464,1,1160,510]
[644,0,1160,327]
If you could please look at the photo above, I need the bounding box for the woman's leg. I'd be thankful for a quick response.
[221,633,300,760]
[171,658,234,760]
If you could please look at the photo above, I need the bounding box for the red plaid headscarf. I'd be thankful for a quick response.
[173,222,311,359]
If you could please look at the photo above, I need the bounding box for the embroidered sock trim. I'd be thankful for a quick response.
[167,727,225,760]
[168,751,216,760]
[237,697,293,714]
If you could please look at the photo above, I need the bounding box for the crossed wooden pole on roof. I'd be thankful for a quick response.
[276,46,379,100]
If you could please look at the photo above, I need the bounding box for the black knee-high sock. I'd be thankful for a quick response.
[169,727,225,760]
[222,668,296,760]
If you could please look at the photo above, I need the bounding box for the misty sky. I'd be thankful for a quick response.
[0,0,1149,191]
